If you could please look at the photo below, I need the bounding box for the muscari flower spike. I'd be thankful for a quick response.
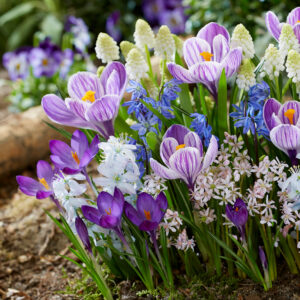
[125,48,149,81]
[261,44,284,79]
[286,50,300,84]
[278,24,300,58]
[154,25,176,61]
[95,33,120,64]
[236,59,256,91]
[134,19,155,51]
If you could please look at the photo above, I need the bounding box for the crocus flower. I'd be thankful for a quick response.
[265,7,300,43]
[167,22,242,99]
[259,246,268,270]
[159,8,186,34]
[75,217,92,254]
[42,61,127,139]
[50,129,99,175]
[106,11,122,42]
[263,98,300,164]
[150,124,218,189]
[124,191,167,232]
[225,198,248,241]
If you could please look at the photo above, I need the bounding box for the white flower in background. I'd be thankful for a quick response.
[231,24,255,59]
[120,41,138,60]
[247,199,260,216]
[142,172,167,196]
[154,25,175,60]
[261,44,284,79]
[281,202,296,225]
[281,168,300,210]
[175,229,195,251]
[95,33,120,63]
[278,24,300,58]
[236,59,256,91]
[286,50,300,84]
[259,196,276,215]
[125,48,149,81]
[199,208,216,224]
[260,214,277,227]
[134,19,155,51]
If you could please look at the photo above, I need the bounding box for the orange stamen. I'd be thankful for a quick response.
[42,59,48,66]
[284,109,295,125]
[105,208,112,215]
[39,178,50,190]
[235,207,239,212]
[71,151,80,165]
[296,21,300,24]
[144,209,151,220]
[176,144,186,151]
[82,90,96,103]
[200,52,214,61]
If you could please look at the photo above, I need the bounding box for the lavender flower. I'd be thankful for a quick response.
[158,8,186,35]
[59,49,74,79]
[248,81,270,106]
[106,11,122,42]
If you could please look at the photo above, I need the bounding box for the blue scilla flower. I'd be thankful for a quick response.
[254,110,270,139]
[190,113,213,147]
[131,113,159,136]
[126,80,147,100]
[144,97,174,119]
[248,81,270,109]
[163,79,182,100]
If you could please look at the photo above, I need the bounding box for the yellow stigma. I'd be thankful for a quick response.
[200,52,213,61]
[105,208,112,215]
[284,109,295,125]
[71,151,80,165]
[39,178,50,190]
[144,210,151,221]
[82,90,96,103]
[235,207,239,212]
[176,144,186,151]
[42,59,48,66]
[296,21,300,24]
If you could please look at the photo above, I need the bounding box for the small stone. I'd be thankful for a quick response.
[18,254,30,263]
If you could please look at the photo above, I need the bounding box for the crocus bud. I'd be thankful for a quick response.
[125,48,149,81]
[279,24,300,58]
[95,33,120,63]
[75,217,92,254]
[261,44,284,79]
[154,25,175,61]
[259,246,268,270]
[236,59,256,91]
[120,41,137,60]
[134,19,155,51]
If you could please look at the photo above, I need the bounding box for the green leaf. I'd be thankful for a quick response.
[217,69,228,141]
[146,131,159,152]
[43,121,72,139]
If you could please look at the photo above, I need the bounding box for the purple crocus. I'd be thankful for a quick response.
[263,98,300,165]
[75,217,92,254]
[142,0,164,24]
[225,198,248,241]
[266,7,300,43]
[159,8,186,34]
[259,246,268,270]
[167,22,242,99]
[42,61,127,139]
[29,38,62,77]
[106,11,122,42]
[150,124,218,189]
[59,49,74,79]
[49,129,99,175]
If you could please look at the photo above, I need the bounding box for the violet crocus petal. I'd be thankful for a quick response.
[99,215,119,228]
[49,140,75,166]
[270,124,300,155]
[139,220,159,232]
[190,61,222,84]
[16,176,42,196]
[167,63,195,83]
[97,191,113,214]
[263,98,281,131]
[156,192,168,220]
[105,70,121,95]
[213,34,230,63]
[221,47,242,78]
[196,22,230,47]
[235,198,247,209]
[278,100,300,125]
[150,158,181,180]
[79,135,100,168]
[137,193,161,223]
[202,135,218,170]
[42,94,91,128]
[113,187,125,207]
[75,217,92,253]
[169,147,203,187]
[265,11,282,40]
[184,131,203,156]
[160,137,178,167]
[183,37,211,67]
[36,160,53,184]
[164,124,190,144]
[82,205,101,225]
[65,98,90,121]
[124,202,143,227]
[67,72,104,101]
[62,167,80,175]
[287,7,300,27]
[36,190,53,199]
[71,130,89,158]
[293,23,300,44]
[100,61,127,96]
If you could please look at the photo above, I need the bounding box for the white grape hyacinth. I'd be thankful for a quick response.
[125,48,149,81]
[134,19,155,51]
[95,32,120,63]
[154,25,176,61]
[261,44,284,79]
[279,24,300,59]
[236,59,256,91]
[286,50,300,83]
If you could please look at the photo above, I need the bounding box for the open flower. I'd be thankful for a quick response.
[150,124,218,189]
[124,192,168,232]
[265,7,300,43]
[167,22,242,99]
[263,98,300,164]
[42,62,127,139]
[50,129,99,174]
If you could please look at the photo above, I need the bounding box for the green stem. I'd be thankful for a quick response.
[282,78,292,97]
[275,76,281,101]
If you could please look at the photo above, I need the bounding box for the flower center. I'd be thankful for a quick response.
[235,207,239,212]
[144,209,151,220]
[71,151,80,165]
[200,52,213,61]
[176,144,185,151]
[105,207,112,215]
[39,177,50,190]
[82,90,96,103]
[42,59,48,66]
[284,109,295,125]
[16,63,21,71]
[296,21,300,24]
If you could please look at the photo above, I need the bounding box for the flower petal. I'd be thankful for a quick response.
[124,202,142,227]
[105,70,121,95]
[202,135,218,170]
[190,61,222,84]
[184,131,203,156]
[221,47,242,78]
[265,11,282,40]
[99,215,119,228]
[36,160,54,184]
[49,140,74,166]
[293,23,300,44]
[164,124,190,145]
[167,63,195,83]
[139,220,159,231]
[71,130,89,158]
[287,7,300,27]
[160,137,178,167]
[81,205,101,225]
[263,98,281,131]
[213,34,229,63]
[278,100,300,125]
[97,191,114,215]
[65,98,90,121]
[16,176,42,196]
[150,158,181,180]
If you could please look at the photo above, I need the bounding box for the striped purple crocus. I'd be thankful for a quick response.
[265,7,300,43]
[263,98,300,165]
[167,22,242,99]
[42,61,127,139]
[150,124,218,190]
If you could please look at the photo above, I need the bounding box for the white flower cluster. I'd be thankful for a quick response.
[286,50,300,96]
[95,33,120,63]
[95,136,140,195]
[278,24,300,58]
[142,172,167,197]
[236,59,256,91]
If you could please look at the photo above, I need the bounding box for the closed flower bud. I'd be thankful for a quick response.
[261,44,284,79]
[172,34,184,57]
[279,24,300,58]
[95,33,120,63]
[236,59,256,91]
[120,41,137,60]
[134,19,155,51]
[154,25,175,61]
[125,48,149,81]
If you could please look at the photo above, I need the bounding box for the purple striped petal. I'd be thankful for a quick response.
[106,70,121,95]
[263,98,281,131]
[164,124,190,144]
[278,100,300,125]
[265,11,281,40]
[81,205,101,225]
[196,22,230,47]
[167,63,195,83]
[68,72,103,100]
[160,137,178,167]
[190,61,222,84]
[16,176,42,196]
[287,7,300,27]
[150,158,181,180]
[183,37,211,67]
[221,48,242,78]
[293,23,300,44]
[184,131,203,156]
[202,135,218,170]
[36,160,54,184]
[213,34,230,63]
[270,124,300,155]
[71,130,89,158]
[169,147,203,187]
[65,98,90,120]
